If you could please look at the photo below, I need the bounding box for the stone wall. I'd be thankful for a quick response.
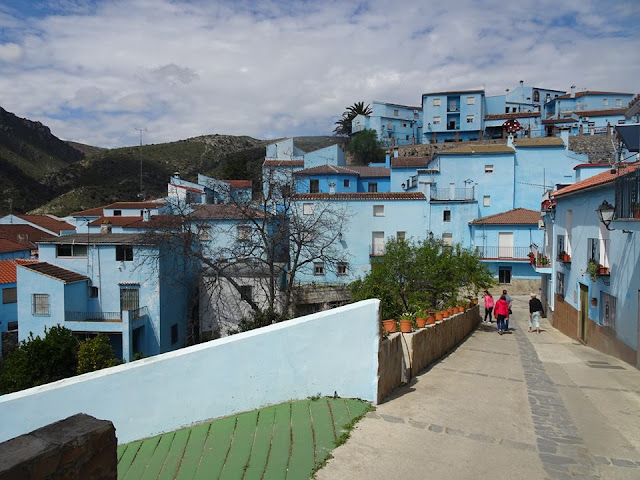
[377,306,481,402]
[507,278,541,295]
[568,135,616,164]
[0,414,116,480]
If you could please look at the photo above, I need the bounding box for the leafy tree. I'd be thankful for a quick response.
[333,102,372,136]
[0,325,79,394]
[77,335,121,374]
[351,237,493,319]
[346,129,385,165]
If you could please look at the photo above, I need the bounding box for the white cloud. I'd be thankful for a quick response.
[0,0,637,148]
[0,42,22,62]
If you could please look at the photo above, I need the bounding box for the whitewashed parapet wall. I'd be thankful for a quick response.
[0,300,380,444]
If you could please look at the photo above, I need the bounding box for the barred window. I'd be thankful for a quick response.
[33,294,50,316]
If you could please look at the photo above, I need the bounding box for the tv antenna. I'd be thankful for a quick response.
[135,128,148,200]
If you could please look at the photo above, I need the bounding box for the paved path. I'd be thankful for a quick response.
[317,295,640,480]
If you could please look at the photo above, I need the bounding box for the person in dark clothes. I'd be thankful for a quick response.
[502,289,512,331]
[529,293,543,333]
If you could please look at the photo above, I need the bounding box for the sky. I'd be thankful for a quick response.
[0,0,638,148]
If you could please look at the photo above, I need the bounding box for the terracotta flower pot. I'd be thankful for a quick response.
[434,312,443,321]
[399,319,413,333]
[441,310,449,319]
[382,319,396,334]
[416,317,427,328]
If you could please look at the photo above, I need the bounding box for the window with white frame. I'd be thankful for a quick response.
[337,262,348,276]
[303,203,314,215]
[556,272,565,298]
[199,225,212,241]
[237,225,251,241]
[615,98,622,107]
[617,120,626,125]
[442,233,453,246]
[32,294,50,316]
[600,292,616,328]
[433,98,441,107]
[394,109,399,116]
[368,182,378,193]
[485,164,494,174]
[483,195,491,207]
[466,115,474,123]
[2,287,17,304]
[433,116,441,125]
[314,262,325,275]
[373,205,384,217]
[602,98,608,106]
[467,97,475,105]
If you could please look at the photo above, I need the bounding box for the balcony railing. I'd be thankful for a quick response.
[477,246,531,260]
[65,311,121,322]
[615,167,640,219]
[130,306,150,321]
[430,188,475,201]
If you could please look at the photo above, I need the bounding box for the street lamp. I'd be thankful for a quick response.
[596,200,615,230]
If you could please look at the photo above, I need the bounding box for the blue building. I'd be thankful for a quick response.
[352,101,422,147]
[422,89,485,143]
[0,259,37,357]
[0,238,31,261]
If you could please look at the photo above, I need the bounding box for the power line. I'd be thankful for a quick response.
[135,128,147,200]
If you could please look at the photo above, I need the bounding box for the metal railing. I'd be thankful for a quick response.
[65,311,121,322]
[130,306,150,321]
[430,187,475,201]
[615,167,640,219]
[476,246,531,260]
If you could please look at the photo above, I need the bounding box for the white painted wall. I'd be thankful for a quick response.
[0,299,380,444]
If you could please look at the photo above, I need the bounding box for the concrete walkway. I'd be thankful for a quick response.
[316,295,640,480]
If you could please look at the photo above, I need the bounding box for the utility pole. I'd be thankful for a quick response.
[135,128,147,200]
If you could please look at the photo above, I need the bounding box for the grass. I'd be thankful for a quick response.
[116,397,373,480]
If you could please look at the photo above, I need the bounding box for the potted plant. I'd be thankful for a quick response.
[559,251,571,262]
[414,308,427,328]
[586,260,599,281]
[427,310,436,324]
[598,265,610,276]
[399,312,414,333]
[382,319,397,334]
[434,311,443,321]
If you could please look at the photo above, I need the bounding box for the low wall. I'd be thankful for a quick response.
[0,414,116,480]
[0,300,380,445]
[378,306,481,402]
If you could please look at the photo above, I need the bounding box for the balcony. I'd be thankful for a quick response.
[430,188,475,202]
[476,246,531,260]
[369,245,385,257]
[65,311,122,322]
[131,306,150,321]
[614,167,640,220]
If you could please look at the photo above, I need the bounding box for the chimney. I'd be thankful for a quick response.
[519,80,524,87]
[570,85,576,98]
[385,150,391,167]
[142,209,150,222]
[173,172,180,179]
[100,221,112,234]
[393,147,399,158]
[507,134,514,148]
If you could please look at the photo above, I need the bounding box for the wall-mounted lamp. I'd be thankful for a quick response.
[597,199,631,233]
[401,182,406,190]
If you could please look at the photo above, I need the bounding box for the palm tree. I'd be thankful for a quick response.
[333,102,372,136]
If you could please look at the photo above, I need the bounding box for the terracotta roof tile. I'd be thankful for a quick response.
[294,165,359,176]
[70,207,104,217]
[0,225,55,249]
[573,108,626,117]
[347,166,391,177]
[172,184,204,193]
[0,259,38,284]
[263,160,305,167]
[0,238,31,254]
[423,89,484,96]
[391,156,432,168]
[106,201,167,209]
[555,91,631,100]
[292,192,426,201]
[88,216,144,227]
[553,162,640,198]
[439,145,514,155]
[484,112,541,120]
[16,215,75,234]
[514,137,564,147]
[18,262,89,284]
[470,208,540,225]
[223,180,252,188]
[541,118,576,124]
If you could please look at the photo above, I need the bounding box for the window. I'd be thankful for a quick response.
[505,107,510,113]
[57,244,87,257]
[372,231,385,256]
[414,112,419,119]
[373,205,384,217]
[394,109,399,116]
[442,233,453,246]
[485,164,494,174]
[587,238,600,264]
[32,294,50,316]
[368,182,378,193]
[2,287,17,304]
[498,267,512,284]
[466,115,474,123]
[113,210,122,216]
[199,226,212,241]
[343,179,350,188]
[617,120,626,125]
[602,98,608,106]
[556,235,565,258]
[467,97,475,105]
[116,245,133,261]
[314,262,325,275]
[433,98,441,106]
[533,90,540,102]
[483,195,491,207]
[237,225,251,241]
[337,262,348,276]
[600,292,616,328]
[443,210,451,222]
[303,203,314,215]
[171,324,178,344]
[396,231,406,241]
[403,123,407,128]
[239,285,253,302]
[556,272,565,298]
[89,286,99,298]
[310,179,319,193]
[120,288,139,311]
[615,98,622,107]
[433,116,441,125]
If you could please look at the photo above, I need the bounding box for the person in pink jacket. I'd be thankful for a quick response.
[494,295,510,335]
[483,290,494,323]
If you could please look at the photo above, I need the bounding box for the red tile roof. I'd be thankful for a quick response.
[172,184,204,193]
[294,165,359,176]
[70,207,104,217]
[439,145,514,155]
[553,162,640,198]
[263,160,305,167]
[470,208,540,225]
[541,118,576,124]
[88,216,144,227]
[0,238,31,254]
[106,202,167,209]
[124,215,183,229]
[18,262,89,284]
[0,225,55,249]
[555,91,631,100]
[573,108,626,117]
[0,259,38,284]
[346,166,391,178]
[223,180,252,188]
[16,215,75,234]
[513,137,564,147]
[293,193,426,201]
[484,112,541,120]
[572,163,612,170]
[188,205,268,220]
[391,157,432,168]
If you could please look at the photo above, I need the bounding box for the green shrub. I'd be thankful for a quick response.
[77,335,121,374]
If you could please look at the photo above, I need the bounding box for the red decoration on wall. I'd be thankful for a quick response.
[503,119,522,133]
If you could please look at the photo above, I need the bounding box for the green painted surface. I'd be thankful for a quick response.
[118,398,371,480]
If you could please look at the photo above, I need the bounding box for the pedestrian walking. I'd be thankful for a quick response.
[494,294,510,335]
[483,290,494,323]
[502,289,512,331]
[529,293,543,334]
